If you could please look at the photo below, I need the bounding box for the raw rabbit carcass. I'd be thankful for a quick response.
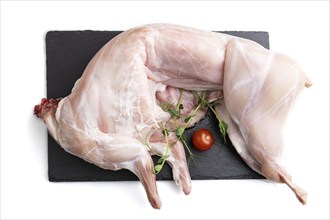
[34,24,311,208]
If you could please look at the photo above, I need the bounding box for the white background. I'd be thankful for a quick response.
[1,1,329,219]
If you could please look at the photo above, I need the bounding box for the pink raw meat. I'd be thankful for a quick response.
[34,24,311,208]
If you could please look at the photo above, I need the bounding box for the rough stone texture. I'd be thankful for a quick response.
[46,30,268,182]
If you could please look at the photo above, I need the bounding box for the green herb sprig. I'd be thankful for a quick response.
[152,90,228,175]
[174,91,205,162]
[152,123,170,174]
[193,91,228,143]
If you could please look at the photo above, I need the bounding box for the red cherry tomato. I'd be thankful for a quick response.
[192,128,214,151]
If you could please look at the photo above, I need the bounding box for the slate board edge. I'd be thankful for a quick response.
[46,30,268,182]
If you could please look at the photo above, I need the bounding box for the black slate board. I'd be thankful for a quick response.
[46,30,268,182]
